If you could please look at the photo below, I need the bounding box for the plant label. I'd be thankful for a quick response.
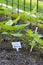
[12,42,21,51]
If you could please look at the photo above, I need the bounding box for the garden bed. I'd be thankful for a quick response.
[0,6,43,65]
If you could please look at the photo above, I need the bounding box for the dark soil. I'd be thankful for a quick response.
[0,49,43,65]
[0,14,9,21]
[0,14,6,21]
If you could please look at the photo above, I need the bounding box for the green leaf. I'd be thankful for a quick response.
[14,24,27,31]
[33,33,40,39]
[5,16,20,25]
[9,13,19,18]
[13,16,20,24]
[2,32,23,37]
[30,41,35,47]
[38,39,43,45]
[26,30,33,37]
[5,20,13,25]
[0,23,27,31]
[2,32,9,35]
[38,24,43,29]
[11,33,23,37]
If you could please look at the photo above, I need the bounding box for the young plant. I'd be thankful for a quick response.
[21,30,43,52]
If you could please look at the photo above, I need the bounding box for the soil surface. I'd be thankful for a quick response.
[0,49,43,65]
[0,14,8,21]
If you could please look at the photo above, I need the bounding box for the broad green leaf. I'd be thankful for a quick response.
[14,24,27,31]
[2,32,9,35]
[26,30,33,37]
[11,33,23,37]
[34,38,43,46]
[38,24,43,29]
[33,33,40,39]
[30,41,35,47]
[38,39,43,45]
[5,20,13,25]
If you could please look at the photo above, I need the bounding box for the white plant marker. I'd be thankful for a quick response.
[12,42,21,51]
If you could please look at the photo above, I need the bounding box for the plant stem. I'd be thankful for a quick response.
[30,27,38,53]
[35,27,38,33]
[30,46,33,53]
